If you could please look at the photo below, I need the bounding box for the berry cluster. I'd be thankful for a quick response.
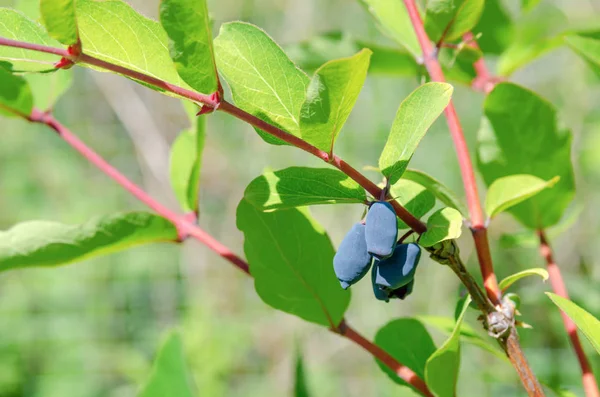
[333,201,422,302]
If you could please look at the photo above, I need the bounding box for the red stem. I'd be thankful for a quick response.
[537,230,599,397]
[402,0,501,305]
[341,323,433,397]
[25,108,431,396]
[0,36,426,235]
[28,108,249,274]
[0,36,69,57]
[219,101,427,234]
[462,33,497,94]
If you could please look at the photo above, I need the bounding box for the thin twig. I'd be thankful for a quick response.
[537,229,599,397]
[336,321,434,397]
[27,108,250,274]
[25,107,432,395]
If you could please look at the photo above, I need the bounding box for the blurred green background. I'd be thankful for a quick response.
[1,0,600,396]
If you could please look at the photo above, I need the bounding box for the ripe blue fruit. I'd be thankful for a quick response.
[371,262,416,302]
[365,201,398,259]
[373,243,421,290]
[333,222,372,289]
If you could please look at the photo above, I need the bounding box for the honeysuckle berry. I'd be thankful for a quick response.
[373,243,421,290]
[365,201,398,259]
[333,222,372,289]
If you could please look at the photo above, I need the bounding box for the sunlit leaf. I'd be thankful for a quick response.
[76,0,192,93]
[159,0,219,94]
[0,212,178,272]
[358,0,420,58]
[485,174,559,218]
[40,0,78,45]
[424,0,485,43]
[419,207,463,247]
[0,8,61,72]
[214,22,309,145]
[300,49,371,153]
[379,82,453,185]
[499,268,549,291]
[244,167,366,211]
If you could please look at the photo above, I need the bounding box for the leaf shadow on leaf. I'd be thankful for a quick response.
[391,179,436,229]
[245,167,366,210]
[301,75,331,126]
[254,109,293,145]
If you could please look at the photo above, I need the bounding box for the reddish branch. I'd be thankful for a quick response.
[28,108,250,275]
[26,107,431,396]
[401,2,545,395]
[401,0,500,305]
[537,230,599,397]
[340,322,433,397]
[0,36,426,234]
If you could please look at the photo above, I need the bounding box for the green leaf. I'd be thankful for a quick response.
[286,32,420,78]
[358,0,421,58]
[75,0,192,93]
[485,174,559,219]
[25,69,72,111]
[236,199,350,327]
[294,349,311,397]
[159,0,219,94]
[402,169,467,215]
[374,318,436,389]
[0,67,33,118]
[138,330,196,397]
[417,315,507,361]
[424,0,485,43]
[419,207,463,247]
[471,0,513,55]
[299,49,371,153]
[0,8,61,72]
[546,293,600,355]
[390,179,435,229]
[243,167,366,211]
[425,296,470,397]
[477,83,575,229]
[499,268,549,291]
[40,0,79,45]
[0,212,178,272]
[566,35,600,71]
[169,116,205,213]
[214,22,309,145]
[379,82,453,184]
